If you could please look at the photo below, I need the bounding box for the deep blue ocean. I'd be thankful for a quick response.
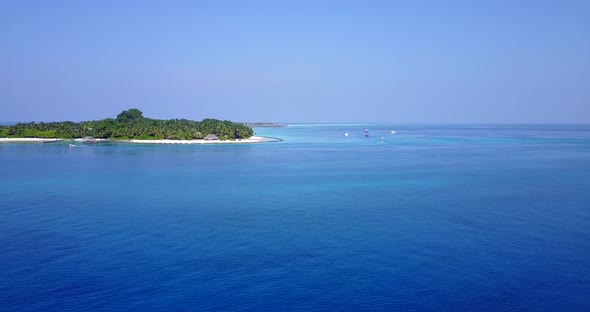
[1,124,590,311]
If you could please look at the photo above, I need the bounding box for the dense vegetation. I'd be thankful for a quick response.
[0,109,254,140]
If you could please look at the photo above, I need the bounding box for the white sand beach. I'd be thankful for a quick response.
[126,136,279,144]
[1,136,281,144]
[72,138,110,142]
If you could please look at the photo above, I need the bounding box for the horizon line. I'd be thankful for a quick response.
[2,120,590,126]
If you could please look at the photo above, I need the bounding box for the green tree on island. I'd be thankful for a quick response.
[0,109,254,140]
[116,109,144,123]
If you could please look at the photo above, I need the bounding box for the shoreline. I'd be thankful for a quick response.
[0,136,281,144]
[125,136,279,144]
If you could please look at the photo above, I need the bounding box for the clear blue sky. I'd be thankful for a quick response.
[1,0,588,123]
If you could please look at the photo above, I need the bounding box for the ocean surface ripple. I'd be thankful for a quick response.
[1,124,589,311]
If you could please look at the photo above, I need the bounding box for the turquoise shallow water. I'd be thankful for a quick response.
[1,124,590,311]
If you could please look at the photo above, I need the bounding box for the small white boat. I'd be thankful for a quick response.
[344,132,349,137]
[391,130,396,134]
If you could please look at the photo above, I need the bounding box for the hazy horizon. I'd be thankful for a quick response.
[3,115,590,126]
[2,1,589,123]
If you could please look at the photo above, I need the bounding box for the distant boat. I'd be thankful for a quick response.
[344,132,349,137]
[69,144,76,148]
[363,129,369,133]
[391,130,396,134]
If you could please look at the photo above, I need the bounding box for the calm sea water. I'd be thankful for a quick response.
[1,124,590,311]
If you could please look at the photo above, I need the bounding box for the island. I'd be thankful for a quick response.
[0,109,279,144]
